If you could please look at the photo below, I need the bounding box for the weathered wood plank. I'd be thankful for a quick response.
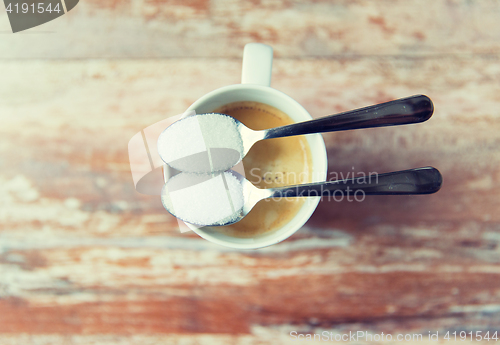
[0,56,499,341]
[2,0,500,58]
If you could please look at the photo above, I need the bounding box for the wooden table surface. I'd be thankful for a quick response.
[1,1,500,344]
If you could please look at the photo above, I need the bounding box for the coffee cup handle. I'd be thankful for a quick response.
[241,43,273,86]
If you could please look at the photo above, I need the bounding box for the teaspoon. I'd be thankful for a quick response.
[161,166,442,227]
[158,95,433,173]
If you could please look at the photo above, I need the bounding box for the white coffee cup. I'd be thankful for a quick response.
[171,43,328,249]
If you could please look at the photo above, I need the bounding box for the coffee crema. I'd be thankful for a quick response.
[207,101,313,238]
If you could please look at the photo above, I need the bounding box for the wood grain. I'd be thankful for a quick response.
[1,0,500,344]
[1,57,499,343]
[2,0,500,58]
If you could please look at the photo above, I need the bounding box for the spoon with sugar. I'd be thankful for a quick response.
[158,95,433,173]
[161,166,442,227]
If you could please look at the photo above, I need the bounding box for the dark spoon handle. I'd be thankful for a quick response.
[272,167,442,198]
[264,95,433,139]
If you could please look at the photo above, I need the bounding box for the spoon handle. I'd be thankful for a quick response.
[264,95,433,139]
[271,167,442,198]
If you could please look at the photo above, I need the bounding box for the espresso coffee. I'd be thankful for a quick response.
[209,101,313,238]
